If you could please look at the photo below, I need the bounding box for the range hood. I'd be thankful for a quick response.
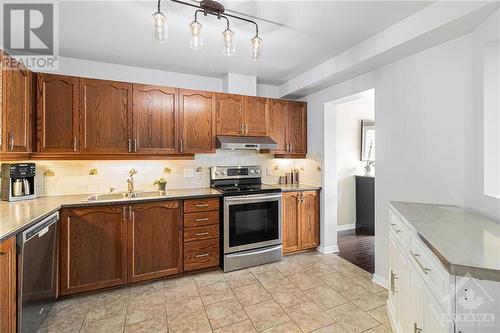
[216,136,278,150]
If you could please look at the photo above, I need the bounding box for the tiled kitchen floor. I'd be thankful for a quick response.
[39,251,391,333]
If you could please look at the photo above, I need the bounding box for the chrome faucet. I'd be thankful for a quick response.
[127,168,138,193]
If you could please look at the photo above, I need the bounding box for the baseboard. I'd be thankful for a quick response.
[317,245,339,254]
[337,223,356,231]
[372,273,389,289]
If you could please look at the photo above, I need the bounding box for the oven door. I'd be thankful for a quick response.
[224,193,282,254]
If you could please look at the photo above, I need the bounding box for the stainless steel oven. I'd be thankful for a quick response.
[224,193,282,254]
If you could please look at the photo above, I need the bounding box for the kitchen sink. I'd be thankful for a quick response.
[84,190,168,202]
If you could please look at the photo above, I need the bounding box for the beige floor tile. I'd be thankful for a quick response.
[311,322,347,333]
[130,280,165,299]
[167,297,204,322]
[340,286,387,311]
[205,299,248,329]
[364,324,392,333]
[224,269,258,289]
[126,294,166,325]
[318,272,359,292]
[38,309,87,333]
[234,283,272,306]
[124,316,168,333]
[163,275,194,288]
[81,315,125,333]
[254,270,291,290]
[249,263,278,274]
[168,310,212,333]
[84,294,129,323]
[199,281,236,305]
[326,303,379,333]
[165,278,199,305]
[304,285,348,309]
[194,269,226,287]
[273,261,307,276]
[260,321,302,333]
[367,305,391,328]
[213,319,257,333]
[267,284,308,308]
[302,262,337,276]
[284,301,334,332]
[287,272,325,291]
[244,299,291,331]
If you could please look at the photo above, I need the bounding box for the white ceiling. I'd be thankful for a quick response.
[58,1,432,85]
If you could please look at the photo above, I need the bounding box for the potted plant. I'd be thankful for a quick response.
[154,178,167,191]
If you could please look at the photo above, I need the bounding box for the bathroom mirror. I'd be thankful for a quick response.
[360,120,375,162]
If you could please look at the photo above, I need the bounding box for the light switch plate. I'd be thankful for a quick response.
[184,168,195,178]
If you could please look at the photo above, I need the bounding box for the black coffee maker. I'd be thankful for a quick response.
[0,163,37,201]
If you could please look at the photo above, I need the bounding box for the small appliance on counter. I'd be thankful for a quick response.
[0,163,37,202]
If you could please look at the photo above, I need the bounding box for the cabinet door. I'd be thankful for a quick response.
[79,78,132,153]
[216,93,243,136]
[3,57,31,152]
[133,84,177,154]
[0,236,16,333]
[128,201,183,282]
[37,73,78,152]
[268,99,287,153]
[424,288,454,333]
[59,206,128,295]
[244,96,268,136]
[179,89,215,154]
[287,101,307,154]
[300,191,319,249]
[282,192,300,254]
[407,263,425,333]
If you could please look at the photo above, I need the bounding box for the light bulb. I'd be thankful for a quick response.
[222,28,235,56]
[189,20,203,50]
[251,35,262,61]
[152,11,167,43]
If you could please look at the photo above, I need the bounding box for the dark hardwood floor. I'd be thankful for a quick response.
[337,229,375,273]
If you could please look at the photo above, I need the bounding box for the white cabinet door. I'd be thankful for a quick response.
[389,230,410,333]
[408,263,425,333]
[424,287,455,333]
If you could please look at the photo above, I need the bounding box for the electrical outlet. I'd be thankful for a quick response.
[184,168,194,178]
[266,167,272,176]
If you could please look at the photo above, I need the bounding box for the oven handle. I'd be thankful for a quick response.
[225,194,282,202]
[227,245,282,257]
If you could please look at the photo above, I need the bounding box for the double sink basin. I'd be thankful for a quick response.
[85,190,168,202]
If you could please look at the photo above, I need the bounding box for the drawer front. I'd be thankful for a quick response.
[389,210,409,249]
[184,211,220,227]
[184,239,219,271]
[184,198,219,213]
[184,224,219,242]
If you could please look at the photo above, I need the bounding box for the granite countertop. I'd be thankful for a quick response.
[389,201,500,281]
[266,184,322,192]
[0,188,221,241]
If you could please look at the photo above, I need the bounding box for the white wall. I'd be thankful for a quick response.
[306,32,476,282]
[336,98,375,226]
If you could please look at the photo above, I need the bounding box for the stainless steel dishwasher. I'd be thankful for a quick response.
[17,211,59,333]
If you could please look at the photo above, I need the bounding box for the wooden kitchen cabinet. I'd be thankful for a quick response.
[0,236,16,333]
[282,190,319,254]
[216,93,243,136]
[179,89,216,154]
[287,101,307,154]
[268,99,288,153]
[59,205,128,295]
[128,201,183,282]
[244,96,268,136]
[132,84,178,154]
[1,54,32,154]
[37,73,79,153]
[79,78,132,154]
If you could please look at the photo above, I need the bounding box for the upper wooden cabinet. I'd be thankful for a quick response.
[179,89,216,154]
[79,78,132,154]
[37,73,78,153]
[268,99,288,153]
[2,55,32,153]
[132,84,178,154]
[0,236,16,333]
[244,96,268,136]
[287,101,307,154]
[216,93,243,136]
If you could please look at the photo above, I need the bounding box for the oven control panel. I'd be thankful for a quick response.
[211,166,261,180]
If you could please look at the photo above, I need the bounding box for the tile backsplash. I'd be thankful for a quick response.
[24,151,322,196]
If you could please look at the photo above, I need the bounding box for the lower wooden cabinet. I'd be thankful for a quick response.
[282,190,319,254]
[60,200,183,295]
[0,236,16,333]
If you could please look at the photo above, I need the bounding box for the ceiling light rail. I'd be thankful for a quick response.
[152,0,262,61]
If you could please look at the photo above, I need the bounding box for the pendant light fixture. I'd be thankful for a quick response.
[153,0,262,61]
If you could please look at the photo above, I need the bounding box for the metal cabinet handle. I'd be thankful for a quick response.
[390,270,399,295]
[414,323,423,333]
[410,251,431,274]
[290,143,293,152]
[129,206,133,220]
[240,123,244,134]
[195,253,209,258]
[390,223,402,233]
[195,232,209,236]
[133,138,137,152]
[195,218,209,222]
[128,139,132,152]
[122,207,126,222]
[73,137,78,152]
[196,204,209,208]
[180,139,183,153]
[245,124,248,134]
[9,132,14,151]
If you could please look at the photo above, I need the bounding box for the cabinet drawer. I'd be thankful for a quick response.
[184,239,219,271]
[184,211,219,227]
[184,198,219,213]
[184,224,219,242]
[389,210,409,249]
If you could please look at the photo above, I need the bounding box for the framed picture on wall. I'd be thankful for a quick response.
[361,120,375,161]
